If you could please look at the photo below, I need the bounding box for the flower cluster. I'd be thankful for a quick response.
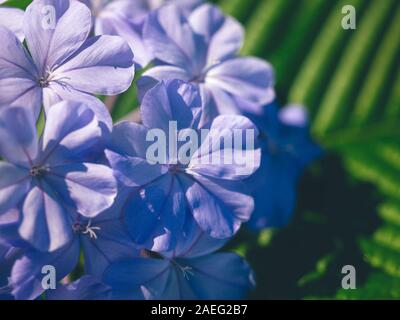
[0,0,320,300]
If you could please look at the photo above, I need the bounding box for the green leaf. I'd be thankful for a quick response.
[240,0,294,56]
[349,7,400,126]
[225,0,400,299]
[336,272,400,299]
[288,0,366,115]
[312,0,396,136]
[3,0,31,9]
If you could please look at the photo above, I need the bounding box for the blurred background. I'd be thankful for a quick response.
[216,0,400,299]
[6,0,400,299]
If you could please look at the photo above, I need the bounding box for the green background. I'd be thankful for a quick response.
[7,0,400,299]
[217,0,400,299]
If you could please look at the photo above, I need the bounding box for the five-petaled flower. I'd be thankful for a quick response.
[104,218,255,299]
[81,0,203,68]
[106,80,260,252]
[139,3,275,127]
[0,0,135,129]
[8,205,138,300]
[0,102,117,252]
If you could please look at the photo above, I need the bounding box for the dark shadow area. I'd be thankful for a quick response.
[227,154,382,299]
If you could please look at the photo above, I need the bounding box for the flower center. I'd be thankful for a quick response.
[73,220,101,239]
[171,259,194,280]
[29,166,47,177]
[141,250,194,280]
[191,60,221,83]
[38,77,50,88]
[191,73,206,84]
[168,163,184,174]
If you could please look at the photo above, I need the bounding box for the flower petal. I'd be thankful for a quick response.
[0,208,25,247]
[189,4,244,64]
[167,217,227,259]
[0,7,25,41]
[0,26,36,80]
[46,275,112,300]
[46,163,117,218]
[0,245,22,299]
[80,216,139,277]
[0,162,30,214]
[0,26,40,117]
[137,65,192,101]
[143,4,206,73]
[19,181,74,252]
[10,239,79,300]
[207,57,275,105]
[124,174,186,252]
[181,174,254,239]
[43,83,112,130]
[105,149,166,187]
[103,257,170,300]
[141,80,201,131]
[95,7,151,68]
[177,252,255,299]
[24,0,92,72]
[0,105,38,166]
[109,121,151,158]
[39,100,103,165]
[53,35,134,95]
[0,79,42,119]
[190,114,261,179]
[247,154,298,229]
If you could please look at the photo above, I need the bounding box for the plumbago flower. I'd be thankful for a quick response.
[0,102,117,252]
[138,3,275,127]
[0,5,24,41]
[82,0,203,67]
[106,80,260,251]
[103,219,255,299]
[246,104,322,229]
[9,206,138,300]
[0,0,135,128]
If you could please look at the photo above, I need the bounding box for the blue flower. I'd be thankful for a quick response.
[8,205,138,300]
[138,3,275,127]
[0,0,135,129]
[0,101,117,252]
[103,219,255,299]
[106,79,260,251]
[82,0,203,68]
[246,104,322,229]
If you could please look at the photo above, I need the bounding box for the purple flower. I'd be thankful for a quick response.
[0,6,24,41]
[246,104,322,229]
[46,275,112,300]
[81,0,203,68]
[103,219,255,299]
[0,101,117,252]
[106,80,260,251]
[9,206,138,300]
[139,3,275,127]
[0,0,135,128]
